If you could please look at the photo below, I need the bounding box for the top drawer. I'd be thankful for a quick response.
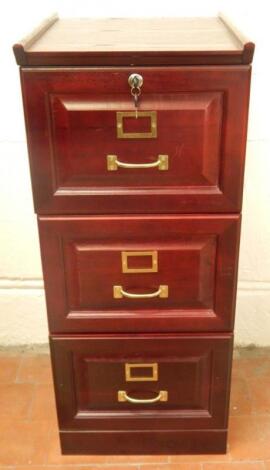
[21,66,251,214]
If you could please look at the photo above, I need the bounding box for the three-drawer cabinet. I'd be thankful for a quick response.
[14,14,254,454]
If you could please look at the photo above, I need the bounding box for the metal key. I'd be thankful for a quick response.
[128,74,143,118]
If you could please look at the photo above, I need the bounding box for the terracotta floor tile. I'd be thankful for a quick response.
[103,455,169,463]
[64,467,139,470]
[169,452,231,463]
[230,377,252,416]
[234,356,270,380]
[231,358,243,379]
[29,383,57,423]
[203,464,264,469]
[16,353,52,384]
[13,468,83,470]
[0,355,21,383]
[249,377,270,414]
[229,415,270,459]
[73,467,139,470]
[15,468,97,470]
[140,464,201,469]
[0,419,50,465]
[0,383,34,419]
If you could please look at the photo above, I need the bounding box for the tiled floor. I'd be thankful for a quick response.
[0,347,270,469]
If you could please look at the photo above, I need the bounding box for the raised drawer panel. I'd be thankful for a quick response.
[21,66,250,214]
[50,92,222,187]
[50,333,233,430]
[39,214,240,333]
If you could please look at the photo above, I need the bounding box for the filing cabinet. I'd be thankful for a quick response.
[14,14,254,454]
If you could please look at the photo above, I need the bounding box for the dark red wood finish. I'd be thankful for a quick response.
[51,91,222,189]
[21,66,251,214]
[15,16,254,455]
[59,429,227,455]
[38,215,240,333]
[50,334,233,431]
[16,49,254,67]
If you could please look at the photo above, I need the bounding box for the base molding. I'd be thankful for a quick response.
[60,429,227,455]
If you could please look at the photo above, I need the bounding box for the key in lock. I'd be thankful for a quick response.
[128,73,143,117]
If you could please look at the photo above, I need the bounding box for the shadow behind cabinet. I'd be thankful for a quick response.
[13,14,254,454]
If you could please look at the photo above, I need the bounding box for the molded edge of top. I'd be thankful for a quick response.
[13,12,255,66]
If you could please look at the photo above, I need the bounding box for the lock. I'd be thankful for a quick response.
[128,73,143,89]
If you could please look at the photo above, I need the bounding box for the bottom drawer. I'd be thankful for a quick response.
[50,334,233,436]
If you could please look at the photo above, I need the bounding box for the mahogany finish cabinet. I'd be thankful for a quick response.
[14,14,254,454]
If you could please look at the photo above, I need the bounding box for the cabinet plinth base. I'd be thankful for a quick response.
[60,429,227,455]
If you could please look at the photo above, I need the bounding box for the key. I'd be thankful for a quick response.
[128,74,143,119]
[134,92,139,118]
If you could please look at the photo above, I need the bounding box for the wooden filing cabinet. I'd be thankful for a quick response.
[13,14,254,454]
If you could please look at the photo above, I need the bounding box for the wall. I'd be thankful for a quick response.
[0,0,269,345]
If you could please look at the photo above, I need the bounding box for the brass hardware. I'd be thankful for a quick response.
[128,73,143,89]
[125,363,158,382]
[113,285,168,299]
[116,111,157,139]
[122,251,158,274]
[107,154,168,171]
[118,390,168,404]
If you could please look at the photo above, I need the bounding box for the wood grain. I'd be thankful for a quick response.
[38,214,240,334]
[14,14,254,455]
[13,15,255,66]
[21,66,251,214]
[50,333,233,430]
[60,429,228,454]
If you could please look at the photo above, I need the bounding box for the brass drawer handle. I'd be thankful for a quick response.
[107,154,168,171]
[118,390,168,404]
[113,285,168,299]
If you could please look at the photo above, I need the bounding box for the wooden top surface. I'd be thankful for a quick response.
[13,14,255,66]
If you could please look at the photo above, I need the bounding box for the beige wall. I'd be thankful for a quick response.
[0,2,269,345]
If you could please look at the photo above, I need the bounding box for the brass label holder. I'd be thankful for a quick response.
[125,363,158,382]
[116,111,157,139]
[122,251,158,274]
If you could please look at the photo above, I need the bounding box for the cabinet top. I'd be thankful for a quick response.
[13,13,254,66]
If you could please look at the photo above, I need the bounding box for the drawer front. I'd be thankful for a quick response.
[39,215,240,333]
[50,334,233,430]
[22,66,250,214]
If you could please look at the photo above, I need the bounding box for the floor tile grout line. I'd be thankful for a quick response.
[14,353,24,384]
[0,461,266,468]
[45,465,140,468]
[0,457,268,466]
[44,419,55,466]
[25,381,38,421]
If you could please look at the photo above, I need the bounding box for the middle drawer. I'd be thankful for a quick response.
[38,214,240,333]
